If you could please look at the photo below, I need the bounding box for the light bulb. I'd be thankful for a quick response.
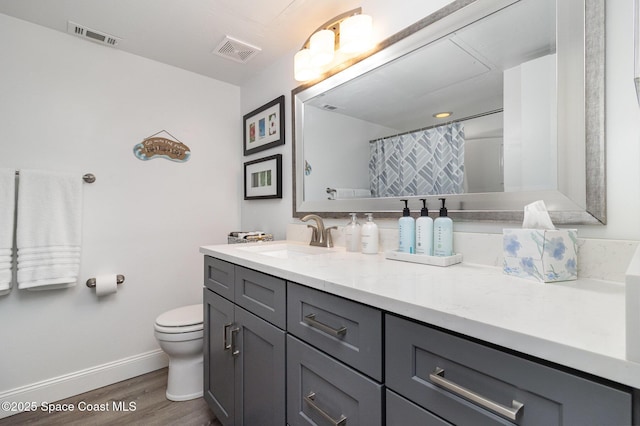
[309,29,335,67]
[294,49,320,82]
[340,14,373,53]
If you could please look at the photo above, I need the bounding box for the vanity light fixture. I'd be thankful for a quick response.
[294,8,373,82]
[433,112,453,119]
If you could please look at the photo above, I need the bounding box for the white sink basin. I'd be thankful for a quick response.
[236,243,334,259]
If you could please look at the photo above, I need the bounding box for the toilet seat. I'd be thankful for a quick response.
[155,304,203,334]
[154,323,203,334]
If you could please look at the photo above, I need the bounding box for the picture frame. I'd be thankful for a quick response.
[244,154,282,200]
[243,95,285,156]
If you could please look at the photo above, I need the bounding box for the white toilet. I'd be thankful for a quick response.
[154,304,204,401]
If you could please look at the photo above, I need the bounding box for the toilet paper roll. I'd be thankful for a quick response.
[95,274,118,297]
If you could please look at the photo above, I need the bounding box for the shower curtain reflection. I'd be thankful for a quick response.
[369,122,465,197]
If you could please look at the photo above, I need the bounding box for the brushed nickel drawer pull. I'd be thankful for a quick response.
[223,323,232,350]
[230,327,240,357]
[429,367,524,421]
[304,392,347,426]
[304,313,347,337]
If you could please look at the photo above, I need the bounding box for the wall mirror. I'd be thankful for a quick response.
[292,0,605,224]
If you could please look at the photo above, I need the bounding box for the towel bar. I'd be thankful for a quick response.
[86,274,125,288]
[15,170,96,183]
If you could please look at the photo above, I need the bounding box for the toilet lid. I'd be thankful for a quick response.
[156,304,203,327]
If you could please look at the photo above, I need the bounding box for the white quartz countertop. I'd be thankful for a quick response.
[200,241,640,389]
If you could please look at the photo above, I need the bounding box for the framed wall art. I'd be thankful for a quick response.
[244,154,282,200]
[243,95,285,156]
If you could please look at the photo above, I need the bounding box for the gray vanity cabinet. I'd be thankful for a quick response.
[385,314,633,426]
[386,389,453,426]
[286,282,384,425]
[204,255,234,300]
[287,282,383,381]
[204,255,635,425]
[203,257,286,426]
[286,335,383,426]
[203,289,235,425]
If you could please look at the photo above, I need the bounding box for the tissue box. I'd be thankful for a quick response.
[503,229,578,283]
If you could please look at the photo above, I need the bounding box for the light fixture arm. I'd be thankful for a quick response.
[299,8,362,50]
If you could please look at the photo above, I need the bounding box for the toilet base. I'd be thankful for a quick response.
[166,354,204,401]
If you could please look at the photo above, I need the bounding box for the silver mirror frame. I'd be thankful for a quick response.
[292,0,605,225]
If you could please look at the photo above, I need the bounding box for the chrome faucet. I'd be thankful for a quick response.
[301,214,336,248]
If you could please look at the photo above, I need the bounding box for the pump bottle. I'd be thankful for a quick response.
[433,198,453,256]
[416,199,434,255]
[344,213,361,252]
[398,200,415,253]
[361,213,379,254]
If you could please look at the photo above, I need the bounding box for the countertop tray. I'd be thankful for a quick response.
[384,250,463,267]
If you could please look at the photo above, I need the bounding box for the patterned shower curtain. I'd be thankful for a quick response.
[369,122,465,197]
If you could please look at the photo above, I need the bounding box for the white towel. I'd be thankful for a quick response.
[353,189,372,198]
[0,169,16,295]
[16,170,83,290]
[331,188,371,199]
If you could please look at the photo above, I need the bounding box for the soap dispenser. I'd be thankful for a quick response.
[398,200,415,253]
[344,213,361,252]
[433,198,453,257]
[416,199,434,255]
[361,213,379,254]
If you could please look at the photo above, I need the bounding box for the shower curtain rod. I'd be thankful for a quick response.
[369,108,504,142]
[15,170,96,183]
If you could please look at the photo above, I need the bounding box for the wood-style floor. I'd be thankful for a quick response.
[0,368,221,426]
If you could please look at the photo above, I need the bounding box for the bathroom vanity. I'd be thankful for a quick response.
[203,257,286,425]
[201,241,638,425]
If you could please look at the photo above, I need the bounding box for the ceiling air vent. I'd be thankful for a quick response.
[213,36,261,63]
[67,21,121,47]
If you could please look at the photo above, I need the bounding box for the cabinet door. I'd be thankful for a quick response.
[203,289,235,426]
[234,306,286,426]
[287,335,383,426]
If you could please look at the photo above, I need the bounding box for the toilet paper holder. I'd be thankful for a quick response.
[86,274,126,288]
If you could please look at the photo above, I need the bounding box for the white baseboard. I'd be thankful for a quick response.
[0,349,168,419]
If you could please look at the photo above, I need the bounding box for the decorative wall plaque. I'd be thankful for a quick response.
[133,130,191,162]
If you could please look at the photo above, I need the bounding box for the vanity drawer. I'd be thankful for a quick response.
[204,256,234,300]
[386,389,453,426]
[234,266,286,329]
[385,314,632,426]
[287,335,383,426]
[287,282,383,381]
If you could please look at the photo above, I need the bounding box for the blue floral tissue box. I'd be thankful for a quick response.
[503,229,578,283]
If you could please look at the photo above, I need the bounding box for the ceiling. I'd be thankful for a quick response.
[0,0,362,86]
